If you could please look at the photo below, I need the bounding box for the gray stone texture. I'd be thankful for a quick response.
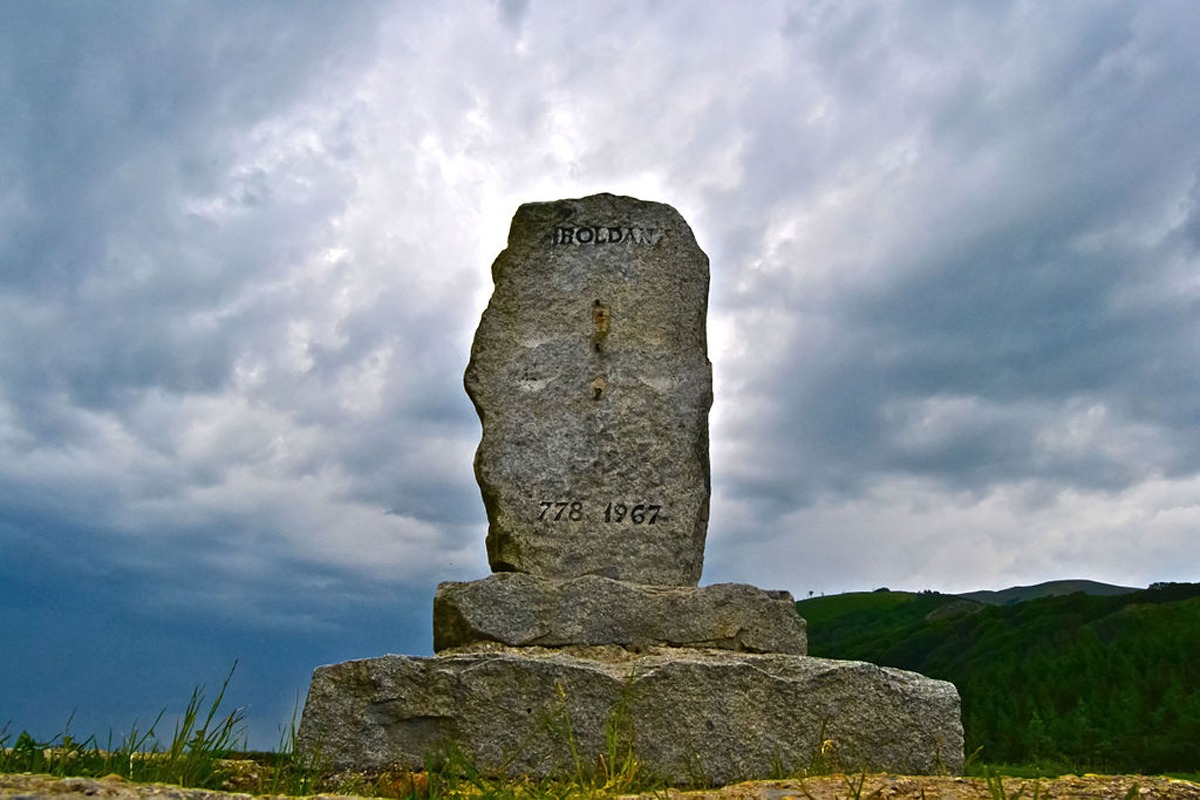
[433,573,807,655]
[464,193,712,586]
[297,195,965,784]
[296,648,964,785]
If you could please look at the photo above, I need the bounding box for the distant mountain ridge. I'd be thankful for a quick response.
[958,578,1140,605]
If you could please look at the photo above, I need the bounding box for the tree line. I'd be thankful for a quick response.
[797,582,1200,773]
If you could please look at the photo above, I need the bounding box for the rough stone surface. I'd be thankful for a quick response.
[296,648,963,785]
[295,194,965,787]
[464,193,712,586]
[433,573,807,655]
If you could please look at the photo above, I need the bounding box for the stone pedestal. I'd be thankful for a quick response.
[296,648,964,785]
[433,574,807,654]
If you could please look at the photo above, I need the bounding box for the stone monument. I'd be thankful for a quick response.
[464,196,710,586]
[297,194,963,785]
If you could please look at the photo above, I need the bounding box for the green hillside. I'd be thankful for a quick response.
[796,582,1200,772]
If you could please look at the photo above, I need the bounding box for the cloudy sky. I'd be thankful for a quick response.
[3,0,1200,747]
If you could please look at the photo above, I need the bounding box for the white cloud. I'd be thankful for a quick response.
[710,471,1200,596]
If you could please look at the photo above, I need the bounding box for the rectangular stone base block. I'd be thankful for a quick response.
[297,648,963,786]
[434,574,806,654]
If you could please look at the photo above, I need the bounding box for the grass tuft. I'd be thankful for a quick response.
[0,662,245,790]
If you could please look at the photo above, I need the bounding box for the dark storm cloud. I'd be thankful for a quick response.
[702,1,1200,521]
[0,0,412,612]
[0,1,381,276]
[0,0,383,398]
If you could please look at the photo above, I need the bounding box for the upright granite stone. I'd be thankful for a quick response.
[464,194,712,586]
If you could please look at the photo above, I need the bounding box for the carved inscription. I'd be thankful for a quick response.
[604,502,660,524]
[538,501,584,521]
[550,225,660,246]
[538,500,663,525]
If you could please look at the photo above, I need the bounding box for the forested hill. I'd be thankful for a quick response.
[796,582,1200,773]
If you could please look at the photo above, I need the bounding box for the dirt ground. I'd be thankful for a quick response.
[673,773,1200,799]
[3,771,1200,800]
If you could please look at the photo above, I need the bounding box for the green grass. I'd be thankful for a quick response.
[0,661,246,788]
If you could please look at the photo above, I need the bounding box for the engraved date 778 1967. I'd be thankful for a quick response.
[537,501,661,525]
